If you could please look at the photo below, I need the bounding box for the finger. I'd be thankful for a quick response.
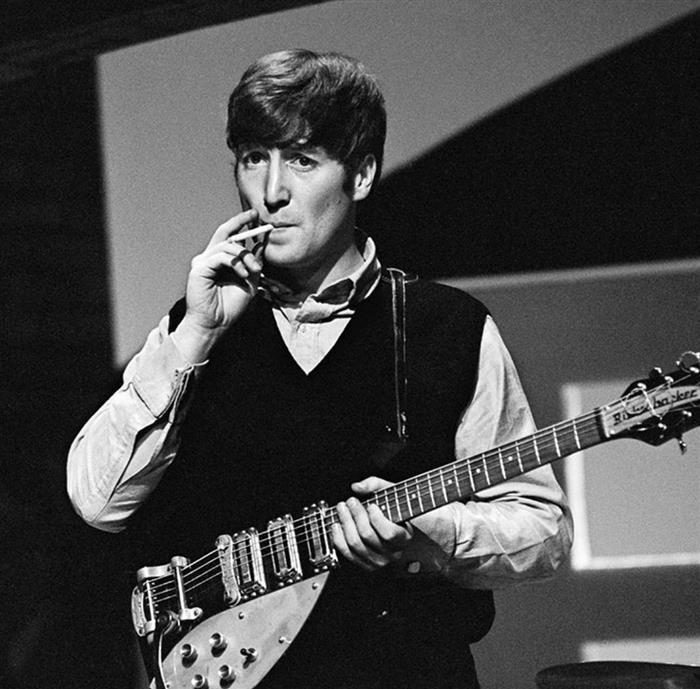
[330,521,360,567]
[194,249,259,288]
[334,502,389,570]
[206,242,263,276]
[346,498,385,553]
[331,508,370,569]
[366,504,411,549]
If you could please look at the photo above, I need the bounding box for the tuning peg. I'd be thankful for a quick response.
[648,367,664,382]
[677,434,688,455]
[677,351,700,373]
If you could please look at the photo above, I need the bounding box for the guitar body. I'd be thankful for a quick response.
[150,572,329,689]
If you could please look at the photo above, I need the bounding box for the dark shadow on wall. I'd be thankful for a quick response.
[359,11,699,278]
[0,61,143,688]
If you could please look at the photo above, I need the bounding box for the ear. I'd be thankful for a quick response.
[351,154,377,202]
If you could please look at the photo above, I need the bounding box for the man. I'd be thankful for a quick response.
[67,49,572,688]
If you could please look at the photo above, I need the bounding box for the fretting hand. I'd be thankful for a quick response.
[332,476,413,571]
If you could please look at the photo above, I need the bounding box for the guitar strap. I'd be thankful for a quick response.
[368,266,418,474]
[386,266,410,443]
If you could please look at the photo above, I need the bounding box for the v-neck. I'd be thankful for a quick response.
[245,287,390,380]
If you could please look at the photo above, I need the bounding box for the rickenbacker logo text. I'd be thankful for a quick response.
[611,387,697,426]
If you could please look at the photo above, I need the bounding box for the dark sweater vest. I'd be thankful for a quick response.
[129,277,495,688]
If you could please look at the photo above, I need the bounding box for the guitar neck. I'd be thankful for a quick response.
[353,407,606,525]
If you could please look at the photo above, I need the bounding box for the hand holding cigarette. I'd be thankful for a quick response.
[174,210,269,362]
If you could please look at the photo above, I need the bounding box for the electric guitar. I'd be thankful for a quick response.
[131,351,700,689]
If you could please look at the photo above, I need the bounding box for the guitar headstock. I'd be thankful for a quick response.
[600,351,700,449]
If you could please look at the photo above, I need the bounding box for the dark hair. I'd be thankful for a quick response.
[226,49,386,186]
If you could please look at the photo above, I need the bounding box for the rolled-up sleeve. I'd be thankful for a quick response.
[66,315,206,533]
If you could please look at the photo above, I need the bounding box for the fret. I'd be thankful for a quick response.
[440,469,448,503]
[383,491,393,521]
[392,485,405,521]
[466,460,476,493]
[498,448,507,480]
[427,471,437,509]
[533,436,542,464]
[515,440,524,473]
[552,427,561,457]
[393,485,403,520]
[414,480,424,513]
[572,419,581,450]
[403,483,413,519]
[452,464,461,497]
[440,467,458,503]
[481,455,491,485]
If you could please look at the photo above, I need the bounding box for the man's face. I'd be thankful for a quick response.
[235,144,370,285]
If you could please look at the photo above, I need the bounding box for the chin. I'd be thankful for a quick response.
[263,246,300,268]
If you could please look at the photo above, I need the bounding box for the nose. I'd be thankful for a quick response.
[264,157,290,212]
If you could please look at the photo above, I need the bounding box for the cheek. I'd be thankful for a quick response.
[316,188,350,218]
[236,173,264,204]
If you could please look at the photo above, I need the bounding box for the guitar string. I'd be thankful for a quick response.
[146,373,699,603]
[145,409,607,601]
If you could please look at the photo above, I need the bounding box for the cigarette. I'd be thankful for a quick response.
[231,224,274,242]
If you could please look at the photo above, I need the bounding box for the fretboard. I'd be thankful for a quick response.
[349,408,605,524]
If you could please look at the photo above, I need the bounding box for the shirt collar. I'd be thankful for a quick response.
[260,232,381,322]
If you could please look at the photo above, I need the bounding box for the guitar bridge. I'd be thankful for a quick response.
[267,515,303,586]
[132,562,170,637]
[131,584,153,637]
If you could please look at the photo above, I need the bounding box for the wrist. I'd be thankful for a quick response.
[172,315,224,364]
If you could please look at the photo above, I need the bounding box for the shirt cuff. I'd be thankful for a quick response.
[131,335,206,418]
[395,505,457,577]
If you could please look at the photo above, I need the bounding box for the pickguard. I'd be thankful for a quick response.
[153,572,329,689]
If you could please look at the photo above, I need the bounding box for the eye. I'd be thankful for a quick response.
[239,149,267,167]
[289,153,317,170]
